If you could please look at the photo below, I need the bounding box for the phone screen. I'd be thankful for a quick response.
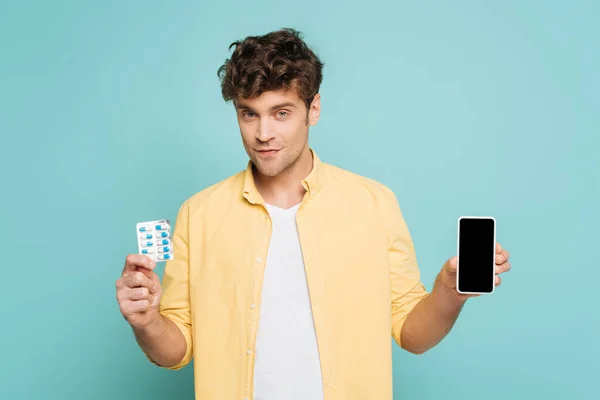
[457,217,496,294]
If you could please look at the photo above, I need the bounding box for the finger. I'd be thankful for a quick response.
[496,242,502,254]
[123,254,157,274]
[444,256,458,275]
[122,299,150,314]
[495,249,510,264]
[117,286,149,304]
[125,287,150,301]
[495,275,502,286]
[495,261,511,274]
[123,270,156,291]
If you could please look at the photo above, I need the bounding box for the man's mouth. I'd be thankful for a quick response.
[256,149,280,157]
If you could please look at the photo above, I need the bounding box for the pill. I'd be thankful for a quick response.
[155,223,168,230]
[158,253,171,260]
[139,226,152,232]
[141,248,155,254]
[156,231,169,238]
[158,246,170,253]
[141,241,154,247]
[157,239,170,245]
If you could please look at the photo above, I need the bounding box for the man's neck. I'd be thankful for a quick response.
[254,148,313,209]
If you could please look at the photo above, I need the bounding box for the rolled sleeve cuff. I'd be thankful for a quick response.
[391,288,430,348]
[143,315,193,371]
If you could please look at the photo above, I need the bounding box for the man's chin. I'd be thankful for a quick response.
[258,167,281,178]
[252,159,280,177]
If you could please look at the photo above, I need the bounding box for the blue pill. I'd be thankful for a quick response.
[160,239,168,245]
[139,227,147,232]
[142,249,148,254]
[163,246,170,252]
[145,234,152,239]
[159,232,168,238]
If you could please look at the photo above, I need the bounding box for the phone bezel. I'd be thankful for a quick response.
[456,216,496,295]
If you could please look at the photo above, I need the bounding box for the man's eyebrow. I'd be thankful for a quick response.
[235,102,297,112]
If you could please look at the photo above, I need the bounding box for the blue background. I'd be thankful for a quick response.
[1,0,598,399]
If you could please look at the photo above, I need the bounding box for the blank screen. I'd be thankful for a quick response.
[458,218,495,293]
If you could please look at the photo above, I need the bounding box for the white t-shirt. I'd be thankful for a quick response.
[253,202,324,400]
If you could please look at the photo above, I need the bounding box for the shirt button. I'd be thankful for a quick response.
[247,349,252,355]
[265,214,269,219]
[250,303,256,309]
[256,257,262,263]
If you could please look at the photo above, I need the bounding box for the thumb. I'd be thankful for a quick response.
[149,275,162,308]
[150,287,162,308]
[150,273,162,294]
[444,256,458,274]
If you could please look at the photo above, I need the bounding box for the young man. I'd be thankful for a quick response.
[116,28,511,400]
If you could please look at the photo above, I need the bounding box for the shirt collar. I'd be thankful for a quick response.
[242,148,323,205]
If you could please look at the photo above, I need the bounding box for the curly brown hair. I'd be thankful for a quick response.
[217,28,324,112]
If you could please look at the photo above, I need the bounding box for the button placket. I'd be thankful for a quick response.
[246,210,271,398]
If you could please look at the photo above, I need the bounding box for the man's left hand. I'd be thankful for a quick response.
[440,243,511,301]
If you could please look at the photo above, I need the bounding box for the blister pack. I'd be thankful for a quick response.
[136,219,174,261]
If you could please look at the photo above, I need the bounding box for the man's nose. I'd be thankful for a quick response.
[256,120,276,142]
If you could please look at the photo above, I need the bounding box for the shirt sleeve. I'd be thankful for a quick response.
[144,199,193,370]
[385,190,430,348]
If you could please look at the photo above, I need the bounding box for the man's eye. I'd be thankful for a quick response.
[277,111,288,118]
[243,112,255,118]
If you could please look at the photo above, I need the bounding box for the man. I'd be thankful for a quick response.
[116,28,511,400]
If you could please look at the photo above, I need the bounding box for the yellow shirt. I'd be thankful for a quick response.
[148,148,430,399]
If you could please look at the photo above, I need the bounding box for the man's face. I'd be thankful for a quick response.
[234,89,320,178]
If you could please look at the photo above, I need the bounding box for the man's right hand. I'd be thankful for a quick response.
[116,254,162,330]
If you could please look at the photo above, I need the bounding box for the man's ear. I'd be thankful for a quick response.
[308,93,321,126]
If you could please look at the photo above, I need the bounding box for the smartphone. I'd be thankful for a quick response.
[457,216,496,294]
